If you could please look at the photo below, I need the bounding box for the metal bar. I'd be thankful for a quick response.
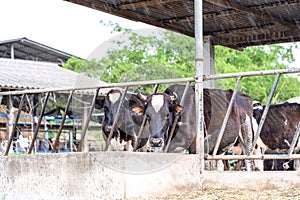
[164,81,190,153]
[78,88,100,152]
[104,86,129,151]
[4,94,26,156]
[205,68,300,80]
[194,0,205,174]
[28,92,50,154]
[205,154,300,160]
[70,131,73,152]
[288,122,300,156]
[212,76,243,156]
[251,73,281,152]
[0,78,194,96]
[10,45,14,59]
[0,68,299,97]
[152,84,160,94]
[134,84,159,151]
[52,90,74,153]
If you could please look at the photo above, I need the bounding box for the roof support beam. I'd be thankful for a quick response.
[118,0,179,10]
[10,45,14,59]
[205,0,298,30]
[163,0,300,24]
[213,29,300,48]
[204,0,300,19]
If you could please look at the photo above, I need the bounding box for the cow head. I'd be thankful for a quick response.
[253,100,263,110]
[95,89,146,143]
[132,92,182,151]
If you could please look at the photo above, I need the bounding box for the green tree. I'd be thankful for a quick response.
[63,57,103,78]
[214,45,299,103]
[98,27,195,93]
[64,22,299,102]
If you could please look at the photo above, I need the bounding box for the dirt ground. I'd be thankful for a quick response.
[145,188,300,200]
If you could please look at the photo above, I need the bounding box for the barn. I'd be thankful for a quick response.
[1,1,300,199]
[0,38,109,154]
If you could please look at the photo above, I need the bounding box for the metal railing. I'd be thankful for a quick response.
[1,68,300,167]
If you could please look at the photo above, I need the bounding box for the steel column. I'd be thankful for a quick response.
[164,81,191,153]
[134,84,159,151]
[251,73,281,152]
[104,86,129,151]
[288,122,300,156]
[212,76,242,156]
[78,88,100,152]
[194,0,205,173]
[4,94,26,156]
[52,90,74,153]
[28,92,50,154]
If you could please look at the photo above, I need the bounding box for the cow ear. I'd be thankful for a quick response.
[132,106,144,116]
[174,105,183,115]
[95,98,105,110]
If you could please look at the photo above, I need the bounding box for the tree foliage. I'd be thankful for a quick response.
[63,22,299,103]
[63,57,103,78]
[214,45,299,103]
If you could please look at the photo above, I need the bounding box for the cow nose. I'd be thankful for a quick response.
[149,138,164,147]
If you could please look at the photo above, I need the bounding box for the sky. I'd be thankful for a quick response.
[0,0,153,58]
[0,0,300,68]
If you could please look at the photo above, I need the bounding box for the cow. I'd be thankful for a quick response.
[132,84,254,170]
[95,89,149,152]
[253,102,300,170]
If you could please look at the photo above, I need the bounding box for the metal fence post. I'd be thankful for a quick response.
[195,0,205,174]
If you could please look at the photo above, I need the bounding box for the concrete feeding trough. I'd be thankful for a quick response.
[1,152,300,199]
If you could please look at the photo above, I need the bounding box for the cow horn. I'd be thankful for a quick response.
[170,92,178,101]
[137,92,147,101]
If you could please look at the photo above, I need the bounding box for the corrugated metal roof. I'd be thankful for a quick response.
[0,58,110,95]
[0,37,77,63]
[65,0,300,49]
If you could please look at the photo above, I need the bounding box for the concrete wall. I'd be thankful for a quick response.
[0,152,201,200]
[1,152,300,200]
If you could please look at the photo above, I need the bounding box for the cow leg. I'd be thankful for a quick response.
[253,146,264,171]
[125,140,134,152]
[217,160,224,171]
[108,137,127,151]
[215,152,226,171]
[136,144,148,152]
[239,114,253,171]
[294,160,300,171]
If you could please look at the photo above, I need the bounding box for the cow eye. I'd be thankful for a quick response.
[164,114,169,120]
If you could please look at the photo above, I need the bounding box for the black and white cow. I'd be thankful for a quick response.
[95,89,149,151]
[253,102,300,170]
[133,84,254,170]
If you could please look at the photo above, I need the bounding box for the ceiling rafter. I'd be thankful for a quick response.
[211,24,275,36]
[213,29,300,47]
[205,0,300,19]
[64,0,300,48]
[118,0,179,10]
[69,0,195,36]
[205,0,298,30]
[162,0,300,24]
[9,47,53,62]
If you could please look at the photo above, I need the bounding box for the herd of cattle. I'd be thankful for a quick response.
[95,84,300,171]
